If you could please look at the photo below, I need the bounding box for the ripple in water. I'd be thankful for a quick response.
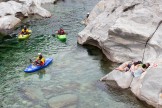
[0,0,153,108]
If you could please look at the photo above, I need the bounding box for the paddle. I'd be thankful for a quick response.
[29,59,33,63]
[30,59,38,66]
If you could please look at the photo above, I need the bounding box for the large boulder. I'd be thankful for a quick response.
[100,61,133,88]
[0,0,54,31]
[100,62,162,107]
[144,24,162,62]
[100,70,133,88]
[0,15,21,29]
[133,64,162,108]
[78,0,162,63]
[0,1,25,17]
[19,0,52,17]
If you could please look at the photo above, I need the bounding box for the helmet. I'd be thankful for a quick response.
[24,25,27,30]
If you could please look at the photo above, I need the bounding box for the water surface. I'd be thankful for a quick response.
[0,0,153,108]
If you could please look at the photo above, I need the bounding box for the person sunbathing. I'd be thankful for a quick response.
[115,61,142,72]
[132,63,150,77]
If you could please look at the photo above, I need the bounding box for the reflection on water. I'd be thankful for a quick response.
[24,69,46,79]
[37,69,46,79]
[0,0,153,108]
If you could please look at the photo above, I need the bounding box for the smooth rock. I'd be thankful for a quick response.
[24,87,44,101]
[135,65,162,108]
[0,15,21,29]
[78,0,162,63]
[48,94,78,108]
[0,0,54,31]
[100,69,133,89]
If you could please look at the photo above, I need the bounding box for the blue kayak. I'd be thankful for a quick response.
[24,58,53,73]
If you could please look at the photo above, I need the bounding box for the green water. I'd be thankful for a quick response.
[0,0,153,108]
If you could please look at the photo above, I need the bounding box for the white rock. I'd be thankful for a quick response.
[0,15,21,29]
[78,0,162,62]
[0,1,24,17]
[100,70,133,88]
[28,6,51,18]
[0,0,54,30]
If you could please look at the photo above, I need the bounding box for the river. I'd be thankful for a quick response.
[0,0,153,108]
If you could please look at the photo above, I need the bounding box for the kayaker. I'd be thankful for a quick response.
[34,53,45,66]
[21,26,30,35]
[57,28,65,35]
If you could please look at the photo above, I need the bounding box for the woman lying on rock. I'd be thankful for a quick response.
[129,61,143,73]
[115,61,142,72]
[132,63,150,77]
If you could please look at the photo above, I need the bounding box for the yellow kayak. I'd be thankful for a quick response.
[18,30,32,40]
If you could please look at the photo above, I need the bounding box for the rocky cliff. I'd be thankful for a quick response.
[78,0,162,63]
[78,0,162,107]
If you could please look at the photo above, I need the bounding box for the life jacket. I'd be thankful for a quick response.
[36,56,45,66]
[21,29,29,34]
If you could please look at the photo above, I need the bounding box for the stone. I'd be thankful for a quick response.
[23,87,44,101]
[78,0,162,63]
[48,94,78,108]
[0,15,21,29]
[0,0,54,31]
[100,69,133,89]
[136,66,162,107]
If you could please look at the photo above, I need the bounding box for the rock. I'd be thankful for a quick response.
[144,24,162,62]
[101,62,162,107]
[28,6,51,18]
[48,94,78,108]
[78,0,162,63]
[0,1,24,17]
[39,0,58,4]
[134,65,162,108]
[23,87,44,101]
[130,77,142,97]
[20,0,52,17]
[0,15,21,29]
[100,69,133,89]
[0,0,54,31]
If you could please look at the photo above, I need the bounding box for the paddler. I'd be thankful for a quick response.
[57,27,65,35]
[33,53,45,66]
[21,25,30,35]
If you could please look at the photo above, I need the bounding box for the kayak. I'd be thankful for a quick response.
[57,34,67,42]
[18,30,32,40]
[24,58,53,73]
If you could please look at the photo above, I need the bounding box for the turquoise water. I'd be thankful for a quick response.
[0,0,153,108]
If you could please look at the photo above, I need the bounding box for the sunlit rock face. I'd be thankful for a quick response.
[0,0,56,30]
[0,16,21,29]
[78,0,162,63]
